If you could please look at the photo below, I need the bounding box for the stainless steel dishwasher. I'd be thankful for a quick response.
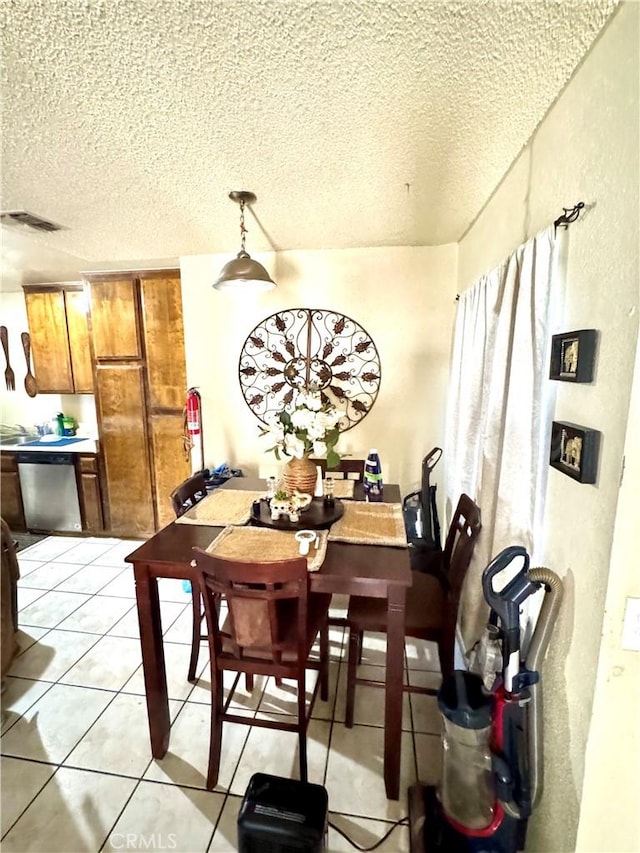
[16,452,82,532]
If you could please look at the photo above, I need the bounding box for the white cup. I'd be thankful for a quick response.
[295,529,316,556]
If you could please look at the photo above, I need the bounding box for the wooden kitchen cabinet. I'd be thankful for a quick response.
[76,454,105,533]
[85,270,189,537]
[89,279,140,359]
[24,289,73,392]
[64,290,93,392]
[94,363,155,535]
[149,412,187,529]
[1,453,25,531]
[140,273,190,530]
[23,285,93,393]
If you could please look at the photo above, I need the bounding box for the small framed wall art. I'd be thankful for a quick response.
[549,329,597,383]
[550,420,600,484]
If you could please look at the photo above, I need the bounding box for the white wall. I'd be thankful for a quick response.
[575,329,640,851]
[458,3,639,850]
[180,245,457,496]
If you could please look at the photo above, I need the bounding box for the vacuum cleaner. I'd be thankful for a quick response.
[409,545,563,853]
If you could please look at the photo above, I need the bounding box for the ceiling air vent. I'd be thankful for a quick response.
[0,210,64,233]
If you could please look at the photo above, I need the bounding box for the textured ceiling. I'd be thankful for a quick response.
[0,0,618,286]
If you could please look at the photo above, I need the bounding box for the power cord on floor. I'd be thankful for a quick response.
[328,814,409,851]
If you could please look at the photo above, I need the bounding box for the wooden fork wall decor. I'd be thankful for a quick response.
[1,326,16,391]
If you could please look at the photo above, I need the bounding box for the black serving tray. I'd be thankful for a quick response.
[251,497,344,531]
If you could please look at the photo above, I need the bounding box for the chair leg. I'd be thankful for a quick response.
[206,668,224,791]
[297,672,308,782]
[245,674,254,691]
[437,628,455,681]
[319,620,329,702]
[357,630,364,665]
[345,627,361,728]
[187,587,202,683]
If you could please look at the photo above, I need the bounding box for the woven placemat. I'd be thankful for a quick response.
[327,502,408,548]
[175,489,264,527]
[206,526,328,572]
[325,479,355,500]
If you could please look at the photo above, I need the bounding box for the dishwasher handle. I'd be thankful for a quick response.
[16,452,75,465]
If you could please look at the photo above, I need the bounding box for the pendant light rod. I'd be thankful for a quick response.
[231,191,254,257]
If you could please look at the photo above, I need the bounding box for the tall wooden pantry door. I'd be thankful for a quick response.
[87,271,189,537]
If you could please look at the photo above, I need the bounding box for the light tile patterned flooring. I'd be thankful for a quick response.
[1,535,443,852]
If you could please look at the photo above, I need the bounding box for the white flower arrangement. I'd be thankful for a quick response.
[260,390,343,468]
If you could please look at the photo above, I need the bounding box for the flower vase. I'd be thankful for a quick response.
[283,454,317,497]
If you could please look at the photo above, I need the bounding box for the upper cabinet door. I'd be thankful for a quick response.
[24,290,74,393]
[140,274,187,410]
[89,279,140,359]
[64,289,94,392]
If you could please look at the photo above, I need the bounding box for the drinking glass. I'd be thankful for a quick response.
[266,476,278,499]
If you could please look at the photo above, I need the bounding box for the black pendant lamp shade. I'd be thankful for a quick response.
[213,191,276,291]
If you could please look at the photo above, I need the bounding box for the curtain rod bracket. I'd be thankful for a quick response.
[554,201,585,230]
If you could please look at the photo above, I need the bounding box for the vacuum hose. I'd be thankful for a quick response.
[498,567,563,821]
[523,567,563,811]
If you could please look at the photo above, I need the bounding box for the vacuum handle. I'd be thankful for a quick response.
[423,446,442,473]
[482,546,529,612]
[482,546,533,666]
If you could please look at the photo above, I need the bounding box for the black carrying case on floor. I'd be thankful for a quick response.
[237,773,328,852]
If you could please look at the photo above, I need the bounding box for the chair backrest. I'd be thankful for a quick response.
[192,549,310,668]
[437,494,481,678]
[170,472,207,518]
[311,458,365,482]
[443,494,482,600]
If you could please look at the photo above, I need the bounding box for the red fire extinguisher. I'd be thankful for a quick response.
[184,387,204,473]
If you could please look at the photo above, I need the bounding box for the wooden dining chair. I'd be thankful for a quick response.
[344,493,482,727]
[311,457,365,482]
[170,472,208,682]
[416,490,480,588]
[170,471,208,518]
[192,549,331,790]
[1,517,20,677]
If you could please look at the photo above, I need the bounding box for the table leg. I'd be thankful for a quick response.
[384,584,406,800]
[134,565,170,758]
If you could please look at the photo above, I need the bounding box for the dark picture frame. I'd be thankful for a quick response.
[549,329,597,382]
[550,421,600,484]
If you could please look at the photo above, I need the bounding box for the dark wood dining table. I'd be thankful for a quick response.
[126,476,412,800]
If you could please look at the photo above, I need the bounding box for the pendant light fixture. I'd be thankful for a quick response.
[213,190,276,291]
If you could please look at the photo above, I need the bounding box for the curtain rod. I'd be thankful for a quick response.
[455,201,586,301]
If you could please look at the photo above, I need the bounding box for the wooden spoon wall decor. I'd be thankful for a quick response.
[21,332,38,397]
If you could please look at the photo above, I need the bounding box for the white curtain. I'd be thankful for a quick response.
[446,226,560,648]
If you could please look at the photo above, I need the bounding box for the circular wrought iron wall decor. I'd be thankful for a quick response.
[238,308,381,431]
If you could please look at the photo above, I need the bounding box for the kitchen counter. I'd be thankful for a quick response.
[0,438,99,454]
